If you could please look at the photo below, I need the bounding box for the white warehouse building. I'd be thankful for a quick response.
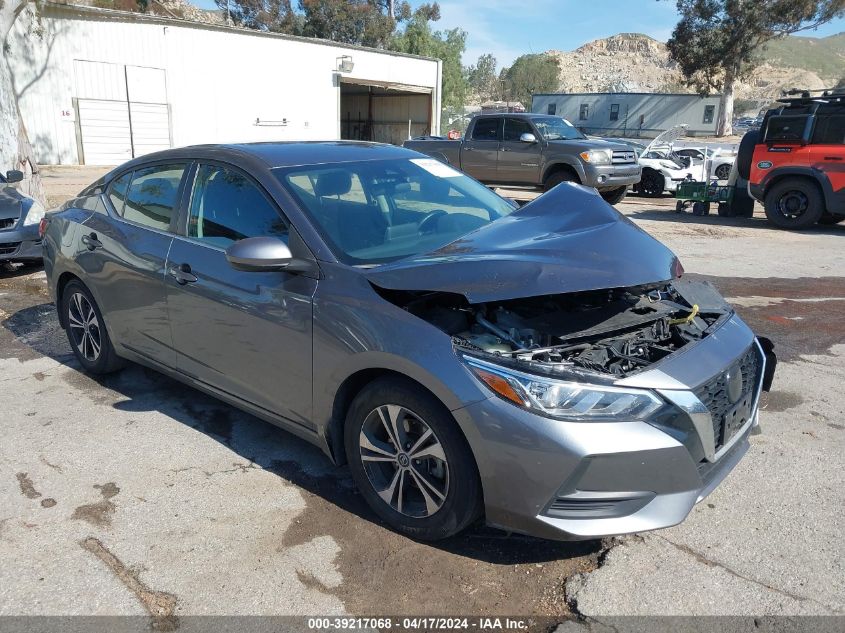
[8,3,442,165]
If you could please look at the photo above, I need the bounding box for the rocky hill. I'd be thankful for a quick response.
[546,32,843,111]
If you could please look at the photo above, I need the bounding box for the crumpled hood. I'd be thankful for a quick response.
[365,184,681,303]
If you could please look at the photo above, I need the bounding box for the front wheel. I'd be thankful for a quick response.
[819,213,845,225]
[600,186,627,205]
[764,178,824,229]
[344,377,483,541]
[715,163,731,180]
[638,170,665,197]
[62,280,124,374]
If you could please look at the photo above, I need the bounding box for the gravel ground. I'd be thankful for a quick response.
[1,167,842,627]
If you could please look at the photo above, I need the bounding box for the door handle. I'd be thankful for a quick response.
[464,147,473,152]
[499,147,510,152]
[169,263,198,285]
[81,232,102,251]
[824,156,842,161]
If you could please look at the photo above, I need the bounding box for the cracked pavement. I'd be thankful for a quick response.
[0,168,843,623]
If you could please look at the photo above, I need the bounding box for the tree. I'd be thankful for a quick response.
[214,0,299,32]
[500,54,560,108]
[666,0,845,136]
[391,5,467,111]
[466,53,498,103]
[1,0,46,208]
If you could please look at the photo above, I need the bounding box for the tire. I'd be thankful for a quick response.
[675,200,685,213]
[638,169,665,197]
[717,202,733,217]
[344,376,483,541]
[763,178,824,230]
[729,178,756,217]
[715,163,731,181]
[61,280,124,374]
[736,130,759,180]
[543,169,578,191]
[692,201,710,216]
[600,186,627,205]
[819,213,845,225]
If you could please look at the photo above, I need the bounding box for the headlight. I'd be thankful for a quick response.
[465,356,663,421]
[580,150,612,165]
[23,201,45,226]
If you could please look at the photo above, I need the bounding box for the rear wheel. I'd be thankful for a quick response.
[344,376,483,541]
[692,201,710,216]
[600,186,627,205]
[764,178,824,230]
[62,280,124,374]
[543,169,578,191]
[638,170,665,197]
[715,163,731,180]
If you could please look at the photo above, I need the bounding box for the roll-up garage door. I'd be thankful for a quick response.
[129,103,171,157]
[77,99,133,166]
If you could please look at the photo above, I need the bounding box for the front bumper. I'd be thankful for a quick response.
[0,224,42,261]
[583,163,642,190]
[454,313,769,541]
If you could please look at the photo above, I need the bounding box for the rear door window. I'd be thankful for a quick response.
[811,115,845,145]
[121,164,187,231]
[471,118,500,141]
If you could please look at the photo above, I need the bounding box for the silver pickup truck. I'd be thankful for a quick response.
[404,113,641,204]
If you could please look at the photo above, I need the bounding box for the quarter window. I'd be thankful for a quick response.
[121,164,186,231]
[471,118,499,141]
[188,164,288,248]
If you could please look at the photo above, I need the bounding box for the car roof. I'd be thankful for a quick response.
[110,141,421,172]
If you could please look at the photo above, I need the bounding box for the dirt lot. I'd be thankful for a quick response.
[1,167,843,628]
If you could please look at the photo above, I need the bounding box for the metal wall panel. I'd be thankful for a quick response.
[78,100,132,165]
[74,60,127,101]
[126,66,168,104]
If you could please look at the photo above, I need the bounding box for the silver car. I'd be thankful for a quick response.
[42,142,775,541]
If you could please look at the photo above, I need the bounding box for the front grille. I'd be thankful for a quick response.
[611,150,637,164]
[694,345,761,451]
[0,217,18,230]
[0,242,21,255]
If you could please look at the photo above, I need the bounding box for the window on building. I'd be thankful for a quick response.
[188,165,288,248]
[121,164,186,231]
[547,103,557,115]
[610,104,620,121]
[703,105,716,124]
[579,104,589,120]
[471,117,500,141]
[503,118,534,142]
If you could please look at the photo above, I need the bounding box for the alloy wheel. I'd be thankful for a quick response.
[358,404,449,518]
[67,292,102,362]
[777,190,809,219]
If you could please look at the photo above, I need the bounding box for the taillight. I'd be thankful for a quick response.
[38,216,49,238]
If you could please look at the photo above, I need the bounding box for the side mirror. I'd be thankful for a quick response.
[519,133,537,144]
[5,170,23,184]
[225,236,298,272]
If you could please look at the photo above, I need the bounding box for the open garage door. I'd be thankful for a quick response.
[340,80,432,145]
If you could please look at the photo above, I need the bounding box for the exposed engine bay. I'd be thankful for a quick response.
[376,280,731,378]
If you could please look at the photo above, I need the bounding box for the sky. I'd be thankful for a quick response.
[194,0,845,68]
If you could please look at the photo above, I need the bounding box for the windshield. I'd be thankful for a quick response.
[530,116,585,140]
[275,158,516,266]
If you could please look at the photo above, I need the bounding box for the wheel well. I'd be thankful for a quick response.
[326,368,449,466]
[543,163,580,184]
[55,272,82,328]
[764,174,824,200]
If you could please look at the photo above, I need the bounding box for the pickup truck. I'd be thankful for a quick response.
[404,113,641,204]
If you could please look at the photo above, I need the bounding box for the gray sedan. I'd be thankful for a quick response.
[42,142,774,541]
[1,169,46,265]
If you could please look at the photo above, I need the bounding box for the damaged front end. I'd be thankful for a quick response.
[377,278,730,382]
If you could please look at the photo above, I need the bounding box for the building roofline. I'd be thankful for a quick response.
[40,1,440,64]
[532,92,722,98]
